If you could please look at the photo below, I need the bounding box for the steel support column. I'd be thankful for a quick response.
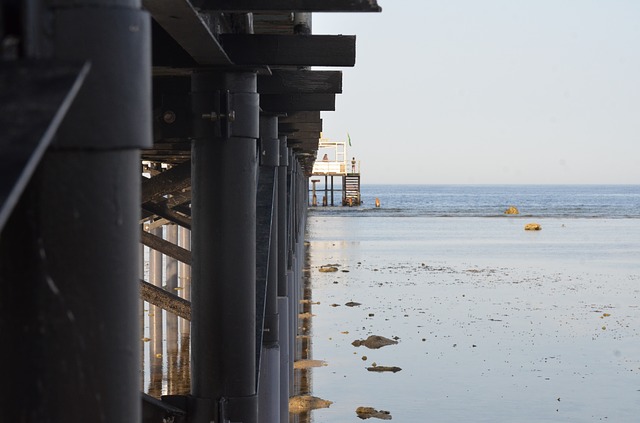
[0,1,150,421]
[190,71,259,423]
[276,137,290,422]
[258,115,280,423]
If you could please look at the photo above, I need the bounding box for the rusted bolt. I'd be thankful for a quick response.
[201,111,235,122]
[162,110,176,124]
[202,111,219,121]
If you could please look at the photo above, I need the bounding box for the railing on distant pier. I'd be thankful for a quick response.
[312,160,346,175]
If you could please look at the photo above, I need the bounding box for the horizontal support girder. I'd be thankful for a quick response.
[144,0,232,66]
[278,121,322,133]
[280,111,321,124]
[258,70,342,94]
[141,161,191,204]
[221,34,356,67]
[140,230,192,264]
[193,0,381,12]
[261,93,336,112]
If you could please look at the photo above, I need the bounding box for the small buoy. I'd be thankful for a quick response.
[375,197,380,207]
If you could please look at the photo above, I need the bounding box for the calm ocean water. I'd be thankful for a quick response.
[313,184,640,218]
[303,185,640,422]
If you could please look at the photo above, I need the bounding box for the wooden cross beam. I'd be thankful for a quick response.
[220,34,356,67]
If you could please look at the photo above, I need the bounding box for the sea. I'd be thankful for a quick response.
[302,185,640,423]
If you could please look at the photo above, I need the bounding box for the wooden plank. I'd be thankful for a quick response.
[142,202,192,230]
[141,161,191,204]
[288,138,319,152]
[258,70,342,94]
[279,111,320,123]
[260,93,335,112]
[194,0,381,12]
[143,0,232,65]
[140,230,192,264]
[286,130,321,140]
[220,34,356,67]
[278,121,322,133]
[140,279,191,321]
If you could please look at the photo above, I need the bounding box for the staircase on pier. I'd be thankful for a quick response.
[311,137,362,207]
[342,174,361,206]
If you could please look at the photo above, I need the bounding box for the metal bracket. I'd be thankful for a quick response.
[201,90,232,138]
[193,89,248,139]
[190,72,260,141]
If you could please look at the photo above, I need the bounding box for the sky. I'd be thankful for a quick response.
[313,1,640,184]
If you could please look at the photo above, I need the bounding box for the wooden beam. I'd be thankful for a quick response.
[194,0,381,12]
[279,111,321,124]
[220,34,356,67]
[286,130,321,140]
[258,70,342,94]
[140,279,191,321]
[140,230,192,264]
[141,161,191,204]
[142,202,192,230]
[288,138,319,152]
[261,93,336,112]
[143,0,232,66]
[278,121,322,133]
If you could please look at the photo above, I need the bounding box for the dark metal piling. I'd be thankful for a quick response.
[277,137,291,422]
[190,71,259,423]
[258,114,281,423]
[0,0,150,420]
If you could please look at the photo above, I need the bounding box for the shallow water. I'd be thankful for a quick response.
[303,213,640,422]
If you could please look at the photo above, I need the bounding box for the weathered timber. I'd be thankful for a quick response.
[140,230,192,264]
[142,202,192,230]
[278,121,322,134]
[260,93,336,112]
[141,161,191,204]
[258,70,342,94]
[193,0,381,12]
[143,0,231,66]
[140,279,191,321]
[220,34,356,67]
[287,137,319,149]
[284,131,322,140]
[279,111,321,124]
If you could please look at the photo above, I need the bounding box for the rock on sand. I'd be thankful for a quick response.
[356,406,392,420]
[524,223,542,231]
[289,395,333,413]
[319,265,339,272]
[366,365,402,373]
[352,335,398,349]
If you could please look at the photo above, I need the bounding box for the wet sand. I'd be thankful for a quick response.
[301,216,640,422]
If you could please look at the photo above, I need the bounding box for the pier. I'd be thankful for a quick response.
[0,2,380,423]
[309,138,362,206]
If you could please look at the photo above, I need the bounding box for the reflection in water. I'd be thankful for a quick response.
[290,242,313,423]
[143,227,191,398]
